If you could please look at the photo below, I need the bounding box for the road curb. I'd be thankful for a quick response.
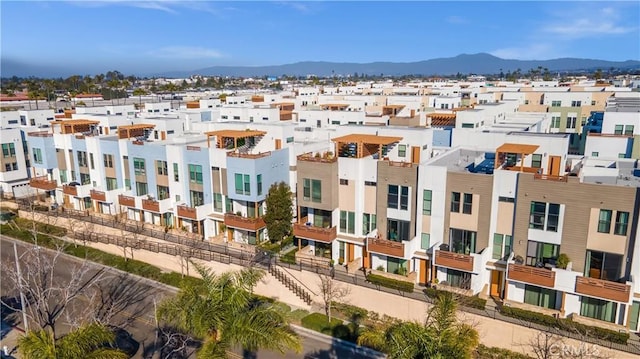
[291,324,387,358]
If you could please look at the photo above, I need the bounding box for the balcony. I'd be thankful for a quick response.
[177,205,197,219]
[367,237,405,258]
[90,190,106,202]
[63,185,78,196]
[293,223,337,243]
[224,213,266,232]
[508,264,556,288]
[142,199,160,212]
[575,277,631,303]
[118,194,136,208]
[534,174,568,182]
[30,176,57,191]
[434,250,474,272]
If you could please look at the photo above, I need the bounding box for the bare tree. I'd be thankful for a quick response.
[177,247,192,278]
[318,273,350,322]
[526,328,606,359]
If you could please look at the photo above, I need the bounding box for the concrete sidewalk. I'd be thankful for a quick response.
[15,211,637,358]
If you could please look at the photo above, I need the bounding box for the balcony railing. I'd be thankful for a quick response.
[142,199,160,212]
[118,194,136,208]
[297,152,338,163]
[63,185,78,196]
[29,176,57,191]
[224,213,266,232]
[227,151,271,159]
[177,205,198,220]
[367,237,404,258]
[575,277,631,303]
[434,250,474,272]
[90,190,106,202]
[293,223,337,243]
[508,263,556,288]
[534,173,568,182]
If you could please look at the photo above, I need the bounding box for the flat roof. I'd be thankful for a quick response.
[205,129,267,138]
[118,123,156,130]
[331,133,403,145]
[496,143,539,154]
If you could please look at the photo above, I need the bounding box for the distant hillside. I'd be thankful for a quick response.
[174,53,640,78]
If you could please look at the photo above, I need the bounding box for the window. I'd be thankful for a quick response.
[450,228,476,254]
[580,297,617,323]
[571,100,581,107]
[619,153,626,159]
[225,197,233,213]
[79,173,90,185]
[77,151,88,167]
[400,186,408,210]
[591,100,596,106]
[566,117,576,129]
[446,269,471,290]
[387,257,407,275]
[89,153,95,169]
[492,233,513,260]
[135,182,148,196]
[190,191,204,206]
[173,163,179,181]
[387,185,409,210]
[364,181,376,186]
[387,219,410,242]
[362,213,376,235]
[388,185,398,209]
[286,136,294,143]
[499,196,515,203]
[303,178,310,201]
[234,173,251,195]
[524,285,558,310]
[103,154,114,168]
[157,160,168,176]
[551,100,561,107]
[339,211,355,234]
[550,117,561,128]
[257,174,263,195]
[614,125,624,135]
[529,201,560,232]
[311,179,321,202]
[598,209,612,233]
[213,193,223,212]
[105,177,117,191]
[157,185,170,200]
[398,144,406,157]
[422,190,432,215]
[591,152,599,157]
[59,170,68,183]
[461,123,474,129]
[133,158,145,175]
[188,164,203,184]
[421,233,430,250]
[451,192,461,212]
[585,250,623,281]
[32,148,43,164]
[340,179,349,185]
[462,193,473,214]
[531,154,542,168]
[2,143,16,157]
[614,211,629,235]
[125,179,131,190]
[526,241,559,267]
[625,125,635,135]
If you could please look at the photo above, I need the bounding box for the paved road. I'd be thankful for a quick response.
[0,236,380,359]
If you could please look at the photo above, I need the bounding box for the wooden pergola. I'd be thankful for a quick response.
[495,143,540,171]
[51,119,100,134]
[205,129,267,149]
[331,133,403,159]
[117,124,156,139]
[320,103,349,111]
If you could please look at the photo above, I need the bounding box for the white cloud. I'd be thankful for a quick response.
[149,46,224,59]
[490,44,559,60]
[66,0,219,15]
[446,16,467,25]
[542,6,636,38]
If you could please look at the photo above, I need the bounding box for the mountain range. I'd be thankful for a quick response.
[2,53,639,78]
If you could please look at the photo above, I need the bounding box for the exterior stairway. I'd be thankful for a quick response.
[268,265,313,305]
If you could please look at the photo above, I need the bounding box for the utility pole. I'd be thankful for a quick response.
[13,242,29,332]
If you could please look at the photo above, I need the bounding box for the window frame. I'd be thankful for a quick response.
[422,190,432,215]
[598,209,612,233]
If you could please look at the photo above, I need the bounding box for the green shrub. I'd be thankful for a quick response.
[280,248,297,264]
[300,313,343,336]
[474,344,533,359]
[290,309,310,322]
[423,287,486,310]
[500,306,629,344]
[366,273,414,293]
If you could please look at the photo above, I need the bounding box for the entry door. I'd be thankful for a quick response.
[411,146,421,164]
[548,156,561,176]
[419,259,427,285]
[363,247,370,269]
[347,243,355,262]
[490,270,503,298]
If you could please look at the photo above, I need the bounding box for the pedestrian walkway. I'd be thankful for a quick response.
[15,209,639,358]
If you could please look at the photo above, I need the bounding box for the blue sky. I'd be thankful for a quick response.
[2,1,639,75]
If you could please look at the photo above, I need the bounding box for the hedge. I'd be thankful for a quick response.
[423,287,487,310]
[366,273,415,293]
[300,313,343,335]
[500,306,629,344]
[474,344,533,359]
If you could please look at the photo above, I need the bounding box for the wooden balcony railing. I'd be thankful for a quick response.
[293,223,337,243]
[508,264,556,288]
[575,277,631,303]
[118,194,135,208]
[177,205,198,219]
[227,151,271,159]
[224,213,266,232]
[29,176,57,191]
[534,174,568,182]
[367,237,404,258]
[434,250,474,272]
[90,190,106,202]
[63,185,78,196]
[142,199,160,212]
[297,152,338,163]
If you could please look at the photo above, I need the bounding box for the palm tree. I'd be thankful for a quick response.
[158,264,302,358]
[18,323,127,359]
[358,292,479,359]
[132,88,147,109]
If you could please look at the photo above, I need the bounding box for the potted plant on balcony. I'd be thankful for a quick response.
[557,253,570,269]
[338,257,344,265]
[514,255,525,265]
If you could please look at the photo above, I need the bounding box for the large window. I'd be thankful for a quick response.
[189,164,203,184]
[213,193,223,212]
[157,160,168,176]
[235,173,251,195]
[362,213,376,235]
[585,250,623,282]
[492,233,513,260]
[80,173,91,185]
[598,209,612,233]
[526,240,559,267]
[339,211,355,234]
[257,174,263,195]
[388,185,409,210]
[387,219,410,242]
[529,201,560,232]
[580,297,617,323]
[157,185,170,200]
[77,151,88,167]
[615,211,629,235]
[462,193,473,214]
[387,258,407,274]
[451,192,461,213]
[446,269,471,290]
[133,157,145,176]
[135,182,148,196]
[105,177,117,191]
[524,285,558,310]
[422,190,432,215]
[450,228,476,254]
[551,117,561,128]
[190,190,204,206]
[32,148,43,164]
[421,233,430,250]
[2,143,16,157]
[103,154,114,168]
[303,178,321,203]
